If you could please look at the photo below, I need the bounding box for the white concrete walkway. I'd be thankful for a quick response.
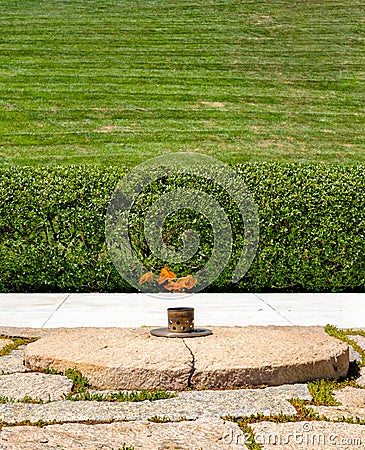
[0,293,364,329]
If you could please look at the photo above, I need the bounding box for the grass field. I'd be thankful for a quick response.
[0,0,364,166]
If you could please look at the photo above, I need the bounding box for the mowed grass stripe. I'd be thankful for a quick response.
[0,0,364,165]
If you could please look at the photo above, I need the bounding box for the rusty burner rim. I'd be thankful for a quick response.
[150,307,213,338]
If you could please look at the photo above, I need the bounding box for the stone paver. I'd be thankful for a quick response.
[250,421,365,449]
[349,346,362,362]
[24,326,349,390]
[334,386,365,407]
[86,383,311,400]
[357,367,365,387]
[0,372,73,402]
[349,335,365,366]
[0,350,30,375]
[0,339,13,351]
[0,385,311,424]
[349,335,365,351]
[304,385,365,421]
[310,405,365,421]
[0,417,247,450]
[0,327,67,339]
[257,384,312,401]
[347,334,365,385]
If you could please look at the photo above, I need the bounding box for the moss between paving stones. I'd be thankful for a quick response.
[0,419,55,432]
[0,387,176,405]
[147,416,190,423]
[0,418,129,432]
[228,401,365,450]
[59,367,177,402]
[68,390,177,403]
[0,336,37,357]
[0,395,46,405]
[287,325,365,410]
[325,325,365,366]
[311,326,365,399]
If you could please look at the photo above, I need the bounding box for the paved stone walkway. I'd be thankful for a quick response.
[0,327,365,449]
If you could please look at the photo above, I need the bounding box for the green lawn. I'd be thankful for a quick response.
[0,0,364,166]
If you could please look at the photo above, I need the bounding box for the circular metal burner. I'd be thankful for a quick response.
[150,327,213,338]
[150,307,213,338]
[167,307,194,333]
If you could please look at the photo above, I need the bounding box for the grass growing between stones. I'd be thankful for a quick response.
[1,359,175,403]
[43,368,65,376]
[296,325,365,407]
[307,380,341,406]
[0,419,58,432]
[147,416,189,423]
[282,325,365,410]
[64,368,90,394]
[225,325,365,449]
[227,406,319,428]
[234,421,262,450]
[304,365,365,405]
[0,395,50,404]
[67,390,177,402]
[325,325,365,366]
[59,368,176,402]
[0,336,37,357]
[225,408,318,450]
[40,368,176,402]
[0,417,132,432]
[228,401,365,450]
[41,367,89,394]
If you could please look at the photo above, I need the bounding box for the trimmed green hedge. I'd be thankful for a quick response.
[0,164,364,292]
